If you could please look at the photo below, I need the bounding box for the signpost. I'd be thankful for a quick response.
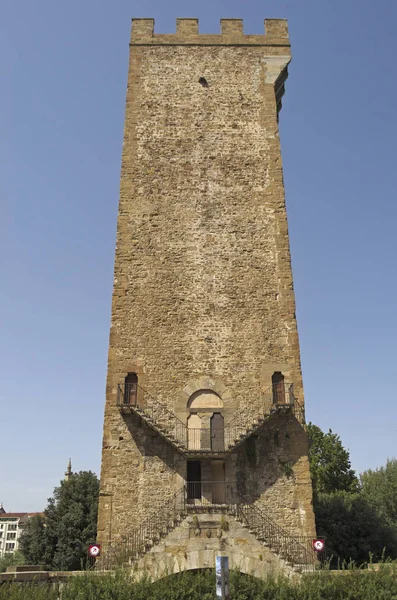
[312,539,325,553]
[216,556,230,600]
[88,543,101,558]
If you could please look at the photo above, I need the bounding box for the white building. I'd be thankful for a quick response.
[0,461,70,558]
[0,505,42,558]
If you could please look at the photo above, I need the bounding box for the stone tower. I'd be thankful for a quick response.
[64,458,72,482]
[98,18,316,577]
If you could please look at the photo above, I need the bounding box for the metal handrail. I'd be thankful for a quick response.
[234,498,316,571]
[227,382,297,427]
[98,481,316,571]
[98,484,187,570]
[117,381,305,453]
[186,480,236,505]
[118,383,186,427]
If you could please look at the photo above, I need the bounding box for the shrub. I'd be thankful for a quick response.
[2,564,397,600]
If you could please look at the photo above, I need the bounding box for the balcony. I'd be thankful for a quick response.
[117,381,303,456]
[186,481,235,506]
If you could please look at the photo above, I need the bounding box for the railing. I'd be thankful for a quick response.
[117,383,188,447]
[234,501,316,572]
[186,481,235,506]
[98,485,187,570]
[226,382,305,434]
[98,482,316,572]
[117,381,305,454]
[186,428,230,452]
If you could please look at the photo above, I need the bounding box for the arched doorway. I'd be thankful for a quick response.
[186,389,226,505]
[187,390,224,451]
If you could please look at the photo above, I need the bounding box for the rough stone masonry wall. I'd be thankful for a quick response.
[98,18,316,547]
[134,512,294,581]
[235,413,314,536]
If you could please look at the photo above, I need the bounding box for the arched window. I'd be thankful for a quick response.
[272,372,285,405]
[187,389,223,409]
[186,390,224,451]
[124,373,138,406]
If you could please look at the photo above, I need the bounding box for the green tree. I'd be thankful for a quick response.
[308,424,397,564]
[19,471,99,571]
[315,490,397,565]
[361,458,397,528]
[50,470,99,571]
[308,423,359,496]
[18,514,46,565]
[0,550,25,573]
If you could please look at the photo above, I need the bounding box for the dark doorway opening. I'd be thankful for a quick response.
[187,461,201,501]
[272,371,285,405]
[124,373,138,406]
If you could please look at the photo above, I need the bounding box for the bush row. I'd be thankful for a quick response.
[1,565,397,600]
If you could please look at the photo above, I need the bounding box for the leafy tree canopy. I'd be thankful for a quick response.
[308,423,359,496]
[0,550,25,574]
[19,471,99,571]
[315,491,397,566]
[361,458,397,529]
[18,514,46,566]
[308,424,397,565]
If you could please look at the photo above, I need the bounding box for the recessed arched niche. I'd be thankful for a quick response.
[187,389,223,410]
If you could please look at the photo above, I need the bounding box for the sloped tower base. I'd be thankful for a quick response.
[133,512,311,580]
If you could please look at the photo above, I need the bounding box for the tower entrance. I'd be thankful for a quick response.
[187,460,201,502]
[186,460,226,505]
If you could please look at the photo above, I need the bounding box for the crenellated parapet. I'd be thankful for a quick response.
[130,18,290,47]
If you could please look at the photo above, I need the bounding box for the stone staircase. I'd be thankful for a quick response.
[131,405,187,455]
[231,501,316,573]
[98,486,316,573]
[225,382,305,449]
[98,486,188,570]
[117,382,304,456]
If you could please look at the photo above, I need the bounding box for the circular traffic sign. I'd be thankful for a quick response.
[313,539,325,552]
[88,544,101,557]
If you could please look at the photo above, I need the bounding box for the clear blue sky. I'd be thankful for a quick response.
[1,0,396,512]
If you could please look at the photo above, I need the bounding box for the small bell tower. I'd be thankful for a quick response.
[64,458,72,482]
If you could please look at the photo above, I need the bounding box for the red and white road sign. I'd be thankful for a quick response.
[88,544,101,557]
[312,539,325,552]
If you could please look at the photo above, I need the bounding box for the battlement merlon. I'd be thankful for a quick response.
[130,18,290,50]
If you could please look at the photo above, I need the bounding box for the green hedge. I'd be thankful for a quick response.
[1,565,397,600]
